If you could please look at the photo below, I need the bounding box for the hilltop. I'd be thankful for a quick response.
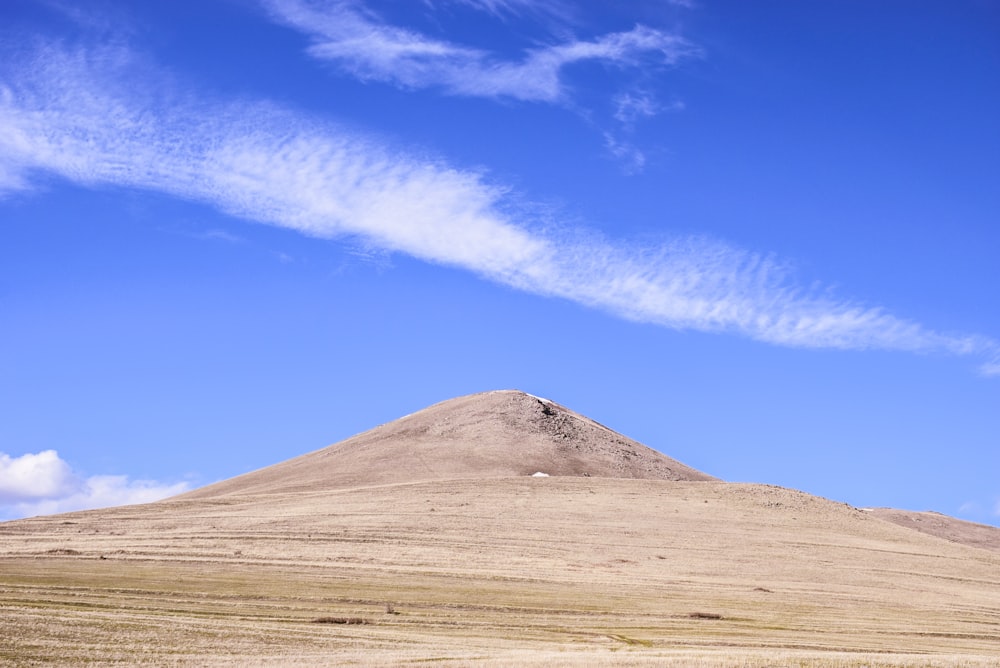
[181,390,714,499]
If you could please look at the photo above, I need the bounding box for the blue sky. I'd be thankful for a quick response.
[1,0,998,524]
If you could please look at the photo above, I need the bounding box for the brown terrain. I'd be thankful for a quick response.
[868,508,1000,554]
[2,389,999,666]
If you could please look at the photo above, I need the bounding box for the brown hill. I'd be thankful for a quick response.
[182,389,715,499]
[3,479,999,666]
[869,507,1000,553]
[2,390,999,666]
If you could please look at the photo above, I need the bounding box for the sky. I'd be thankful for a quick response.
[1,0,998,524]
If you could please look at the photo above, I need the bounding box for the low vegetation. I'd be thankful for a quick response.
[2,392,998,664]
[2,478,998,665]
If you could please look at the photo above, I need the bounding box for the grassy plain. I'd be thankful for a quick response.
[2,478,999,665]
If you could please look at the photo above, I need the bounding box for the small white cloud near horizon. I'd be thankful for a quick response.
[958,499,1000,523]
[0,450,190,520]
[0,450,76,502]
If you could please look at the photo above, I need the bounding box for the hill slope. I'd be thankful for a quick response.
[869,507,1000,553]
[182,389,714,499]
[2,390,999,666]
[3,478,999,666]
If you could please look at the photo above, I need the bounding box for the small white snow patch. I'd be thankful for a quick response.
[532,472,549,477]
[525,392,553,404]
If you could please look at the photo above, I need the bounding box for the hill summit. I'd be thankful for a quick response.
[182,390,715,499]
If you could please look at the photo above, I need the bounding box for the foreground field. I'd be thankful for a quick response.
[3,478,999,666]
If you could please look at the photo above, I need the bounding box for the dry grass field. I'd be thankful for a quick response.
[2,392,999,666]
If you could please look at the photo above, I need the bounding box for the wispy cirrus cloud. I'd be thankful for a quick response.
[260,0,698,104]
[602,132,647,175]
[442,0,572,22]
[0,450,189,520]
[613,91,684,128]
[258,0,697,172]
[1,41,998,374]
[613,91,660,126]
[605,92,685,173]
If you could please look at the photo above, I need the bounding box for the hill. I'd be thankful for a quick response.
[869,507,1000,553]
[181,390,715,499]
[1,390,998,666]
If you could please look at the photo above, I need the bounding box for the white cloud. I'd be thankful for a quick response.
[613,91,661,126]
[1,41,997,372]
[0,450,189,520]
[605,93,685,173]
[443,0,571,21]
[978,357,1000,377]
[260,0,698,104]
[602,132,647,175]
[958,501,979,515]
[0,450,76,502]
[261,1,696,170]
[201,229,245,244]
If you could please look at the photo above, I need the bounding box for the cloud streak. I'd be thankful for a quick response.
[259,0,696,171]
[1,41,997,373]
[260,0,698,104]
[0,450,189,519]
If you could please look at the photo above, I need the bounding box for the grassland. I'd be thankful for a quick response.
[2,478,999,665]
